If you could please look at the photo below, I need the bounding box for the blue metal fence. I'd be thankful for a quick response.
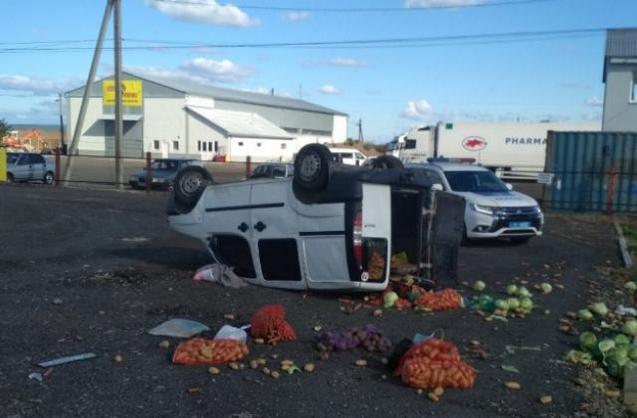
[544,131,637,213]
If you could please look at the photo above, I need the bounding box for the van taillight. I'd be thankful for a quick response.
[353,210,363,269]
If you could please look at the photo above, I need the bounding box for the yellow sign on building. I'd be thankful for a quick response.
[102,80,143,107]
[0,148,7,182]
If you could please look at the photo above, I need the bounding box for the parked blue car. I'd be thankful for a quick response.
[6,152,55,185]
[129,159,202,190]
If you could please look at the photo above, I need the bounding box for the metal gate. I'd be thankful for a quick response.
[544,131,637,213]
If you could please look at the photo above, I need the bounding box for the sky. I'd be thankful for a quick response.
[0,0,635,143]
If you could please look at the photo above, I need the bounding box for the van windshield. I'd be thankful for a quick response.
[7,154,19,164]
[445,170,508,193]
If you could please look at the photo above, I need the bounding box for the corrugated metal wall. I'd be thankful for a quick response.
[545,131,637,213]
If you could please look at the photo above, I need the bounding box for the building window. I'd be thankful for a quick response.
[632,72,637,102]
[173,141,179,151]
[202,142,207,151]
[153,140,160,150]
[238,142,244,146]
[197,140,201,151]
[214,141,218,152]
[257,142,262,147]
[281,143,287,149]
[208,142,213,152]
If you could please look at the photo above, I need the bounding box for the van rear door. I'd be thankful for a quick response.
[358,183,391,284]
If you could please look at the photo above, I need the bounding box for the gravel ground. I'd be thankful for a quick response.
[0,184,622,418]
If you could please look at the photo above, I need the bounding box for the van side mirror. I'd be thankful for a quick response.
[505,183,513,191]
[431,183,444,192]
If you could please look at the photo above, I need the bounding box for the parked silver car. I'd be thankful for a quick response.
[6,152,55,185]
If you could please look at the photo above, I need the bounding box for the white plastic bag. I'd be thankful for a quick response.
[192,263,247,288]
[214,325,250,343]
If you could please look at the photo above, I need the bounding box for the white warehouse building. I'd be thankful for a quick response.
[64,72,348,162]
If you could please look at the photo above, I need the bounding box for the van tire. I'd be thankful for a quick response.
[44,171,54,185]
[6,173,14,183]
[173,166,213,209]
[293,144,333,192]
[370,155,404,170]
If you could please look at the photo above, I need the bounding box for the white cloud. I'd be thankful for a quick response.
[401,99,433,120]
[586,96,603,107]
[146,0,259,27]
[405,0,484,7]
[180,58,253,83]
[319,84,340,95]
[283,11,310,22]
[128,57,253,86]
[0,75,80,95]
[303,57,367,68]
[327,57,367,67]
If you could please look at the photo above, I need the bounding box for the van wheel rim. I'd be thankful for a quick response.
[45,174,53,184]
[181,174,202,195]
[300,153,321,181]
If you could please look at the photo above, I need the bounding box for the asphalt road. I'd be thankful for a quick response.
[0,184,618,417]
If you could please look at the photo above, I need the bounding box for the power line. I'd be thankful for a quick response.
[149,0,560,12]
[0,27,613,54]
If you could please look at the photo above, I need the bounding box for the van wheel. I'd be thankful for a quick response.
[293,144,333,192]
[6,173,14,183]
[173,166,213,209]
[370,155,403,170]
[43,171,54,185]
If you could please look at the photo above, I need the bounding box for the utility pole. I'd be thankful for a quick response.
[113,0,124,190]
[63,0,114,186]
[357,118,364,142]
[57,93,65,154]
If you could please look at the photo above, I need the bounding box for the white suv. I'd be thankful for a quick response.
[167,146,465,291]
[408,161,543,243]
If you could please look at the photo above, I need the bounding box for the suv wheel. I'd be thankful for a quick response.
[370,155,404,170]
[293,144,333,192]
[44,171,54,185]
[173,166,213,209]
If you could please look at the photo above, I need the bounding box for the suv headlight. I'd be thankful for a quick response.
[470,203,497,216]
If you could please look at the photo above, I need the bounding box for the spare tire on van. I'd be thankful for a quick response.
[172,165,214,212]
[293,144,333,192]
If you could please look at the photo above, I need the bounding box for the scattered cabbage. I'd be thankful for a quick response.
[517,287,532,298]
[383,291,399,308]
[473,281,486,292]
[507,298,520,310]
[598,339,616,354]
[614,334,631,347]
[622,320,637,337]
[578,309,594,321]
[629,346,637,362]
[520,297,534,311]
[625,281,637,292]
[580,332,598,352]
[540,283,553,294]
[506,284,518,295]
[590,302,609,317]
[495,299,509,310]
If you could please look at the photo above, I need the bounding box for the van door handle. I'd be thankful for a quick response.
[254,221,266,232]
[237,222,249,233]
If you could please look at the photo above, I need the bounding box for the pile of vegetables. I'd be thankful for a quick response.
[172,338,249,365]
[414,289,464,311]
[250,305,297,344]
[566,299,637,380]
[395,339,476,389]
[316,324,393,355]
[469,282,543,317]
[380,284,464,313]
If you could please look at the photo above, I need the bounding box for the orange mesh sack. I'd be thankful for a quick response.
[414,289,464,311]
[250,304,297,344]
[172,338,249,366]
[395,339,476,390]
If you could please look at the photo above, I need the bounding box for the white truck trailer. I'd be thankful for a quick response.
[391,121,600,179]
